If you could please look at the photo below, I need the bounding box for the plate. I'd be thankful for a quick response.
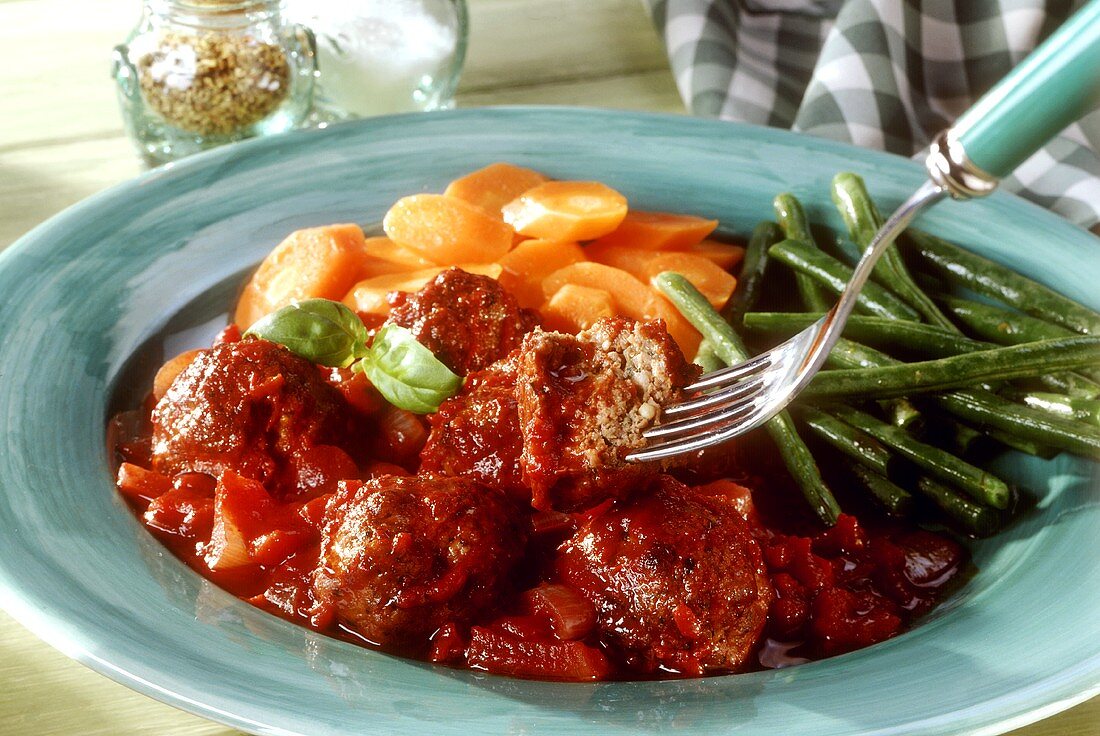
[0,107,1097,736]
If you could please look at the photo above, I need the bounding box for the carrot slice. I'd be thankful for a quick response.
[591,210,718,250]
[498,239,587,309]
[582,242,658,277]
[541,284,615,334]
[541,262,700,356]
[234,223,368,329]
[644,252,738,310]
[444,162,549,216]
[688,239,746,271]
[383,194,515,265]
[362,236,434,269]
[343,264,504,316]
[502,181,628,241]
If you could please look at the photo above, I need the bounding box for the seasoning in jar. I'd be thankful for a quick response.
[135,30,291,137]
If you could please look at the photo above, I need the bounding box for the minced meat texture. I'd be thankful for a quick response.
[150,338,355,496]
[386,268,539,376]
[419,356,528,502]
[556,475,773,675]
[516,318,699,510]
[418,317,697,510]
[312,475,527,651]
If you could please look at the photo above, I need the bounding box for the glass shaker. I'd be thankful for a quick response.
[286,0,467,121]
[112,0,316,166]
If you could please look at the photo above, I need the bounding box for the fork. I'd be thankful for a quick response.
[629,0,1100,462]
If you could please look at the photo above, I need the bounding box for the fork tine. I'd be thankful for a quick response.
[662,373,768,417]
[629,406,769,461]
[643,395,757,440]
[686,353,772,391]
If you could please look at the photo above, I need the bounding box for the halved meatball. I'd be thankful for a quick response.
[557,475,773,675]
[516,318,699,510]
[419,317,698,511]
[151,338,354,494]
[386,268,539,375]
[312,475,527,650]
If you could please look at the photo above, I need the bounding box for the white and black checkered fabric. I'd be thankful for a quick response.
[647,0,1100,227]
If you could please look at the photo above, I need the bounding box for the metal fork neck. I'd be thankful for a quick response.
[926,129,999,200]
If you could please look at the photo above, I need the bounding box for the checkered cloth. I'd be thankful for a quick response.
[645,0,1100,227]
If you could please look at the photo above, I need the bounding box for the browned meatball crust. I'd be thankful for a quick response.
[386,268,539,376]
[419,355,528,501]
[312,475,527,650]
[150,338,353,493]
[557,475,773,675]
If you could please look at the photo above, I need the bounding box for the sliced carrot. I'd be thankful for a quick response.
[444,162,549,216]
[581,242,659,278]
[502,181,628,241]
[383,194,515,265]
[343,264,504,316]
[362,236,434,269]
[687,239,746,271]
[498,239,587,309]
[541,262,700,356]
[234,223,368,329]
[591,210,718,250]
[541,284,616,334]
[644,252,738,310]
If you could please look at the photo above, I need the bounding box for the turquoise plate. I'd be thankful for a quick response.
[0,108,1097,736]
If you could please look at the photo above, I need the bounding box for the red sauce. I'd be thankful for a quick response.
[111,277,969,682]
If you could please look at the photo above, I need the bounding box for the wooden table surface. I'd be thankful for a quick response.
[0,1,1096,733]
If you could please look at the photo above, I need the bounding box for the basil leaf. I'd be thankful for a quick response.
[245,298,369,367]
[359,324,463,413]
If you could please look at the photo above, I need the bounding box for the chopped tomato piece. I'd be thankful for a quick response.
[466,627,611,681]
[523,583,597,641]
[117,462,173,504]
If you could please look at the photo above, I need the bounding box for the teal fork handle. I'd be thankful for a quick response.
[952,0,1100,180]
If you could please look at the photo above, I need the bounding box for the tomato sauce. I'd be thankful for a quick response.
[111,274,969,682]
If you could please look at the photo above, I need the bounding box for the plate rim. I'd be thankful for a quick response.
[1,105,1098,736]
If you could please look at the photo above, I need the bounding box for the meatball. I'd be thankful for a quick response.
[386,268,538,375]
[419,356,528,501]
[557,475,773,675]
[516,318,699,510]
[312,475,527,650]
[419,317,697,510]
[151,338,353,494]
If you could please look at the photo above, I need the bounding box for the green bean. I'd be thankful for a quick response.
[825,338,899,370]
[817,339,1100,459]
[768,239,920,321]
[1003,390,1100,426]
[946,421,986,456]
[939,295,1100,387]
[847,463,915,516]
[831,173,956,329]
[938,294,1075,344]
[885,398,924,431]
[985,428,1060,459]
[804,337,1100,400]
[692,340,726,373]
[774,194,833,312]
[801,406,895,476]
[906,229,1100,335]
[743,312,985,357]
[828,405,1011,509]
[724,221,780,324]
[934,389,1100,460]
[654,271,841,524]
[914,477,1003,537]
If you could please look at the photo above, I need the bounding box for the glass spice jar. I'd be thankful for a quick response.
[112,0,316,166]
